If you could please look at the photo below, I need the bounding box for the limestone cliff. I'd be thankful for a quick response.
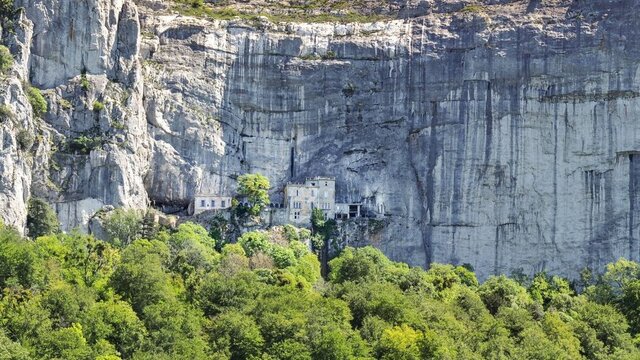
[1,0,640,279]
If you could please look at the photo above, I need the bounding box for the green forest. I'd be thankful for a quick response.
[1,213,640,360]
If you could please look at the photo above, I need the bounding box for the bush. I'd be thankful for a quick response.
[0,0,14,20]
[92,101,105,112]
[322,50,336,60]
[27,86,47,117]
[103,209,142,247]
[26,198,60,238]
[68,135,103,155]
[238,231,271,256]
[0,45,13,74]
[58,98,72,110]
[270,245,297,269]
[16,129,34,151]
[80,73,90,91]
[0,104,13,122]
[111,120,126,130]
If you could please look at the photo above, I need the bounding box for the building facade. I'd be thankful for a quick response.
[285,177,335,225]
[335,203,362,220]
[193,195,232,215]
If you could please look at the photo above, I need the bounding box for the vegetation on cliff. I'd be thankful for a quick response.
[0,218,640,359]
[236,173,271,216]
[171,0,389,23]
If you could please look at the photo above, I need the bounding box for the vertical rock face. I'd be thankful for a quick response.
[19,0,136,88]
[2,0,640,279]
[1,0,149,232]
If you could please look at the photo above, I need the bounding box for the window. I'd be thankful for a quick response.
[296,189,299,196]
[324,191,328,198]
[221,200,226,208]
[211,200,216,208]
[200,200,205,207]
[311,190,315,197]
[325,182,328,186]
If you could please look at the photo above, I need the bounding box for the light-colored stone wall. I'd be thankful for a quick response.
[269,208,289,226]
[284,177,336,224]
[194,195,232,215]
[285,184,315,225]
[311,178,336,220]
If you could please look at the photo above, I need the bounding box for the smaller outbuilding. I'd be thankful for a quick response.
[193,195,232,215]
[335,203,362,220]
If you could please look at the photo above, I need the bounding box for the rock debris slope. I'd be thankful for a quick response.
[1,0,640,279]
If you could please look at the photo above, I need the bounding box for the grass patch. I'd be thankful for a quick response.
[112,120,127,131]
[460,5,485,13]
[299,53,321,61]
[58,98,72,110]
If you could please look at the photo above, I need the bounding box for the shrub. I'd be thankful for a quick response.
[111,120,126,130]
[300,53,321,61]
[58,98,72,110]
[27,86,47,117]
[103,209,142,247]
[322,50,337,60]
[27,197,60,238]
[16,129,34,151]
[0,104,14,122]
[80,73,90,91]
[270,245,297,269]
[0,0,14,22]
[68,135,103,155]
[92,101,105,112]
[238,231,271,256]
[0,45,12,74]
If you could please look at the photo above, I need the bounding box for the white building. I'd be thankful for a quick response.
[193,195,232,215]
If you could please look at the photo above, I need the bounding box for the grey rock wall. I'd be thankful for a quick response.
[2,0,640,279]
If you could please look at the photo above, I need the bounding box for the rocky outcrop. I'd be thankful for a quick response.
[2,0,640,279]
[0,0,149,233]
